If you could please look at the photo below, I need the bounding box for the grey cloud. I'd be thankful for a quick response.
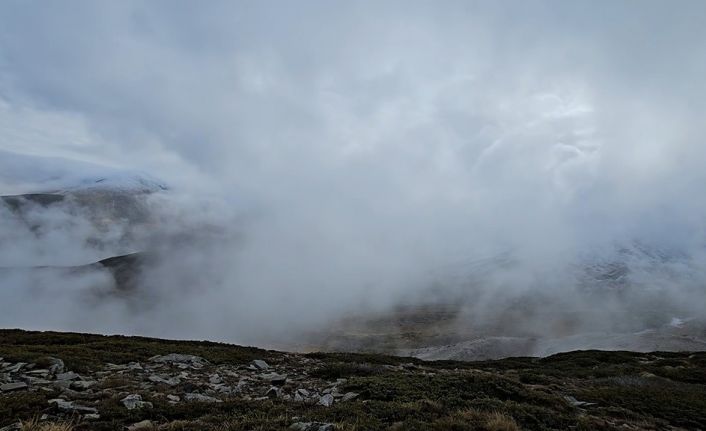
[0,1,705,346]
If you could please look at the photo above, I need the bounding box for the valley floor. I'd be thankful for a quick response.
[1,329,705,430]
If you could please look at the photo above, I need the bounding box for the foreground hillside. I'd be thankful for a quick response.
[1,330,705,430]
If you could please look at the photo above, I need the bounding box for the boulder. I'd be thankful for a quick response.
[318,393,334,407]
[47,358,65,375]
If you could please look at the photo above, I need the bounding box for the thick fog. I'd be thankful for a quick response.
[1,1,706,349]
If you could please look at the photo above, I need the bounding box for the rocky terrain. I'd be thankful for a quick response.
[2,329,706,430]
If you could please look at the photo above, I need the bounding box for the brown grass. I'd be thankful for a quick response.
[21,418,74,431]
[484,412,520,431]
[450,409,520,431]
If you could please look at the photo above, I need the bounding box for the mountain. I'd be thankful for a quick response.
[0,150,168,266]
[0,149,167,195]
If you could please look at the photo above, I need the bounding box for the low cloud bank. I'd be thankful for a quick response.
[1,1,705,349]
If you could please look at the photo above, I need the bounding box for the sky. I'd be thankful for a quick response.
[1,1,705,344]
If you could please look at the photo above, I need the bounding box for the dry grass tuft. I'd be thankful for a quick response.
[21,418,75,431]
[484,411,520,431]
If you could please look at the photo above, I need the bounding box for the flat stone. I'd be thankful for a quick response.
[84,413,101,420]
[210,383,233,394]
[167,394,180,402]
[48,398,98,414]
[251,359,269,370]
[128,420,154,431]
[289,423,335,431]
[105,363,128,371]
[52,380,72,390]
[564,395,596,407]
[184,392,222,403]
[121,394,153,410]
[2,363,27,373]
[150,354,208,368]
[23,376,52,385]
[148,374,181,386]
[127,362,143,371]
[341,392,359,402]
[0,382,28,392]
[71,380,97,390]
[260,372,287,385]
[55,371,80,381]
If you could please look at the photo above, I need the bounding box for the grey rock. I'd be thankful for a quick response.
[26,369,50,376]
[341,392,359,402]
[563,395,596,407]
[260,372,287,385]
[71,380,97,390]
[0,382,28,392]
[167,394,180,403]
[23,376,52,385]
[251,359,269,370]
[318,393,334,407]
[58,387,98,400]
[289,422,335,431]
[128,420,154,430]
[0,423,21,431]
[126,362,143,371]
[2,363,27,373]
[209,373,223,384]
[184,392,222,403]
[105,363,128,371]
[48,358,65,375]
[84,413,101,420]
[48,398,98,414]
[52,380,72,390]
[265,386,281,398]
[148,374,181,386]
[211,383,233,394]
[121,394,153,410]
[55,371,80,381]
[150,354,208,368]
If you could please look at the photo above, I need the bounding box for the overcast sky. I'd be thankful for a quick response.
[1,1,706,341]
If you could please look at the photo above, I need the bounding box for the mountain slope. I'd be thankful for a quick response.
[1,329,705,430]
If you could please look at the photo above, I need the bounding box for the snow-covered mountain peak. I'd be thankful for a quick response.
[0,149,167,195]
